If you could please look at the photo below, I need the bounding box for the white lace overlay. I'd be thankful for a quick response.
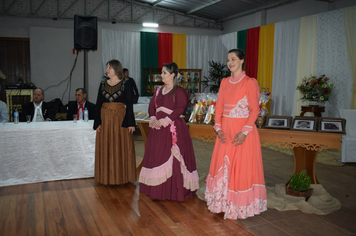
[205,155,267,220]
[227,95,249,118]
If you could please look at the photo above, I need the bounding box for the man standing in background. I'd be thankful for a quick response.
[123,68,139,104]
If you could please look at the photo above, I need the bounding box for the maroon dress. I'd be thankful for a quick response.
[139,86,199,201]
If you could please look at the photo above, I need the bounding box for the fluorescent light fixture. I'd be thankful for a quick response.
[143,22,159,28]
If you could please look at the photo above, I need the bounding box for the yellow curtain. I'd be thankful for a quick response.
[343,6,356,109]
[295,15,317,116]
[172,34,187,69]
[257,24,275,113]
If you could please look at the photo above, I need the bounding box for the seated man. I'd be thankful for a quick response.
[0,100,9,122]
[21,88,56,122]
[123,68,139,104]
[66,88,95,120]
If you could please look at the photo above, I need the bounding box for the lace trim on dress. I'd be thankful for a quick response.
[227,95,250,118]
[229,74,245,84]
[205,155,267,220]
[156,106,173,115]
[241,125,253,135]
[162,85,173,95]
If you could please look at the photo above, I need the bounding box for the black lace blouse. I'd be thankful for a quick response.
[93,78,135,130]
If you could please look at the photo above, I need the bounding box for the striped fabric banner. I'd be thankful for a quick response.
[158,33,172,68]
[245,27,260,80]
[140,32,187,94]
[237,29,248,54]
[257,24,275,112]
[172,34,187,69]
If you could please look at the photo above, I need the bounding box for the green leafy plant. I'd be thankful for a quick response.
[201,61,230,93]
[289,172,311,192]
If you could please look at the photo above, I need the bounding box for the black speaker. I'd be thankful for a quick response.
[74,15,97,50]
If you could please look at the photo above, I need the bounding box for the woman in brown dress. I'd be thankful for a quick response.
[93,59,136,185]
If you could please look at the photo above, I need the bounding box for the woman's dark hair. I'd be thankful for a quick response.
[163,62,179,101]
[106,59,123,79]
[228,49,245,71]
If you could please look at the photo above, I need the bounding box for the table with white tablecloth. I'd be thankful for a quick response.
[133,96,150,113]
[0,120,96,187]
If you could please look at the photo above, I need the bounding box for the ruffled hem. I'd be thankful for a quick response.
[205,186,267,220]
[139,155,173,186]
[205,155,267,219]
[139,144,199,191]
[171,144,199,191]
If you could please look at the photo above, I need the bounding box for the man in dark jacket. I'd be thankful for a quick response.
[66,88,96,120]
[123,68,139,104]
[21,88,56,122]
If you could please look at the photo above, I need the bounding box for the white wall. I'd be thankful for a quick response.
[0,16,222,104]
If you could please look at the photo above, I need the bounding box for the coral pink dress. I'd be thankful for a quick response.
[139,86,199,201]
[205,71,267,219]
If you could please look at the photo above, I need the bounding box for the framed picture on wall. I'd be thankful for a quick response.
[319,117,346,133]
[265,116,292,129]
[291,116,318,132]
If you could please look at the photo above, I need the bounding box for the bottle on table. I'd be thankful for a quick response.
[84,107,89,122]
[14,109,19,124]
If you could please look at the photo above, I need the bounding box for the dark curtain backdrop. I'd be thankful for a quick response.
[245,27,260,80]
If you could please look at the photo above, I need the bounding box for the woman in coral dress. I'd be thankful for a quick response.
[205,49,267,219]
[139,62,199,201]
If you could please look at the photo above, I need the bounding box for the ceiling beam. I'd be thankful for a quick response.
[187,0,222,14]
[59,0,79,18]
[220,0,294,21]
[152,0,165,7]
[110,3,130,21]
[31,0,46,16]
[88,0,106,16]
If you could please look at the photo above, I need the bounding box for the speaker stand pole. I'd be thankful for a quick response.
[84,50,88,99]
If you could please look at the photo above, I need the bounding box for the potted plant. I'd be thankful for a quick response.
[286,172,313,201]
[296,74,333,106]
[201,61,230,93]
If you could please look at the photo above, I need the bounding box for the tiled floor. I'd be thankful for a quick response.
[134,133,356,236]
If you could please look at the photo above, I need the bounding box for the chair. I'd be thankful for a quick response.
[339,109,356,162]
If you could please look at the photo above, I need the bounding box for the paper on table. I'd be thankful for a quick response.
[135,111,149,120]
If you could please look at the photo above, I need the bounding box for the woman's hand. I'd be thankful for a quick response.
[149,117,161,129]
[232,132,246,146]
[128,126,135,133]
[216,130,226,144]
[159,117,170,128]
[96,125,102,133]
[149,117,156,128]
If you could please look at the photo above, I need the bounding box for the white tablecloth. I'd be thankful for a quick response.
[0,120,96,187]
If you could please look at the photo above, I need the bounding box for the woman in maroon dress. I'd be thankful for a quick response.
[139,62,199,201]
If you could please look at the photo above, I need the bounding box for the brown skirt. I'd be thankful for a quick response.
[94,102,136,185]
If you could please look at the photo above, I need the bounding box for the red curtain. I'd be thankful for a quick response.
[245,27,260,79]
[158,33,172,68]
